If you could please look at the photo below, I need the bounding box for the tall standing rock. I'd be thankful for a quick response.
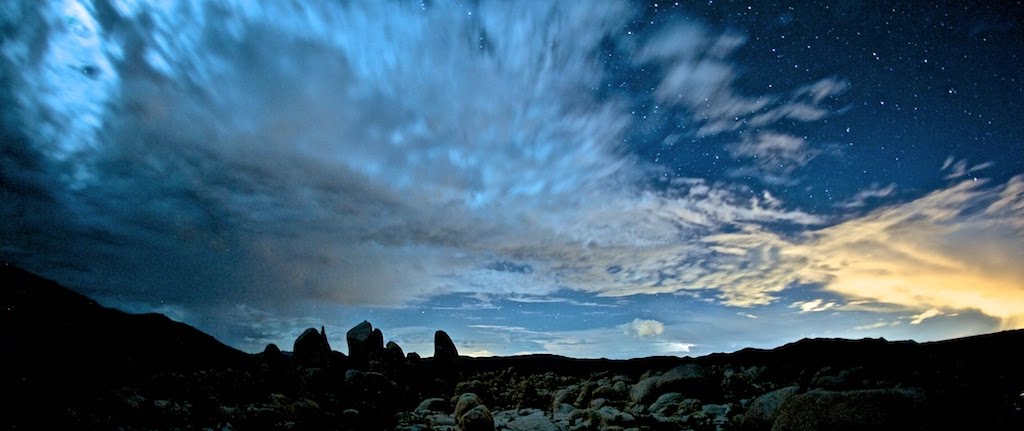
[293,326,332,368]
[433,330,460,384]
[382,341,407,378]
[347,321,384,369]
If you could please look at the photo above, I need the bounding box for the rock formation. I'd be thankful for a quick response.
[347,320,384,369]
[292,326,331,368]
[433,329,460,385]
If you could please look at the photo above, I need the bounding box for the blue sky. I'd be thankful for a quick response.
[1,0,1022,358]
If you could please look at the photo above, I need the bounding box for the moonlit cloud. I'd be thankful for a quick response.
[837,183,897,209]
[727,132,820,184]
[637,26,846,139]
[854,321,896,331]
[791,299,839,313]
[910,309,942,325]
[619,318,666,338]
[943,158,996,180]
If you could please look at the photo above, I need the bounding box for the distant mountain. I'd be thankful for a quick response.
[2,263,1022,430]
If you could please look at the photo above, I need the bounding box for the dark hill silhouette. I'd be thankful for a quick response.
[1,263,248,374]
[1,263,249,429]
[2,263,1022,430]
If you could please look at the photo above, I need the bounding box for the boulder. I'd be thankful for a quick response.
[809,366,868,390]
[552,402,575,418]
[344,369,400,415]
[259,343,286,366]
[346,321,384,369]
[551,385,581,411]
[293,327,331,367]
[497,408,560,431]
[263,343,282,356]
[649,392,700,419]
[721,366,767,399]
[382,340,407,375]
[740,386,799,430]
[386,341,405,360]
[772,388,927,431]
[433,330,460,383]
[456,380,493,405]
[629,364,714,405]
[458,405,494,431]
[699,403,732,426]
[594,406,635,427]
[426,413,457,428]
[454,393,484,420]
[415,398,448,414]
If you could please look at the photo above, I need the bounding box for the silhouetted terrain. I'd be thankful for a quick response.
[2,264,1022,430]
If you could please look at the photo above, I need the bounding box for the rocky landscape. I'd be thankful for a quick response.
[3,264,1023,430]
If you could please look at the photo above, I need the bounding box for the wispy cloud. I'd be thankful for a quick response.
[909,309,943,325]
[942,157,996,179]
[727,132,820,184]
[837,183,897,209]
[636,25,846,185]
[791,299,839,313]
[636,25,847,138]
[854,321,897,331]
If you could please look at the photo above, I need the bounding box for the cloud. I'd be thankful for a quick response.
[1,0,641,310]
[702,176,1024,327]
[1,0,838,326]
[854,321,896,331]
[655,342,696,354]
[633,24,845,185]
[464,349,496,358]
[909,309,943,325]
[619,318,666,337]
[791,299,838,313]
[942,158,995,179]
[636,26,847,138]
[727,132,819,184]
[837,183,897,209]
[468,324,534,333]
[805,177,1024,327]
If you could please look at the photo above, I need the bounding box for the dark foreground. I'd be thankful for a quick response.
[2,264,1022,430]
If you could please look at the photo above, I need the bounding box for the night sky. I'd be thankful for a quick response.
[2,0,1022,358]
